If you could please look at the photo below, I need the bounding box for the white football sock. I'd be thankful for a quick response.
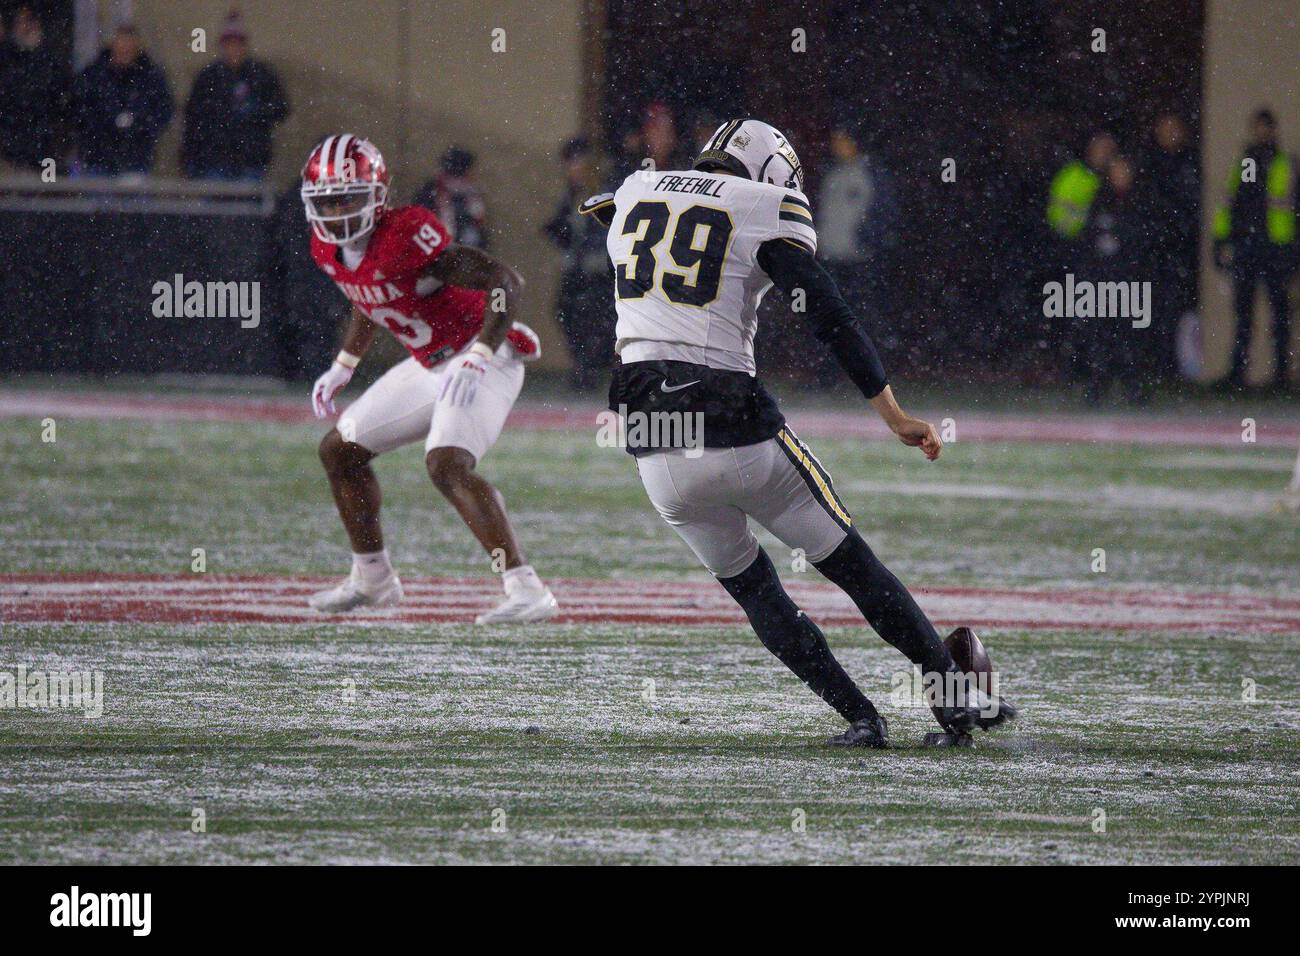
[501,564,543,595]
[352,549,394,586]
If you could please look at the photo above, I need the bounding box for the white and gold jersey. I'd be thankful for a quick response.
[601,169,817,374]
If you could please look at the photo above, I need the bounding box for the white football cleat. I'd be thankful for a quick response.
[308,572,404,613]
[474,585,559,625]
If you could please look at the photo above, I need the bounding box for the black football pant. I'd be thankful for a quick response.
[716,530,954,722]
[718,547,879,723]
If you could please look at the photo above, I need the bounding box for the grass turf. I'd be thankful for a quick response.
[1,404,1297,863]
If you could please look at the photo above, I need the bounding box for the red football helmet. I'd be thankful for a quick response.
[301,134,390,244]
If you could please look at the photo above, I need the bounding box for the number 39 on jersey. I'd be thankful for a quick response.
[602,167,818,371]
[615,201,734,307]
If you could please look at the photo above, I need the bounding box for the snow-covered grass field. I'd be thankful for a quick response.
[2,385,1297,864]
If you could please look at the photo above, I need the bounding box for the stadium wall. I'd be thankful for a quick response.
[1202,0,1300,383]
[113,0,586,372]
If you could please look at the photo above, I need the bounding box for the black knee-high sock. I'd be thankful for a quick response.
[814,529,954,676]
[718,548,878,723]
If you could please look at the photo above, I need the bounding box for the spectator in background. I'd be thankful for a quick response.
[1213,109,1297,391]
[1080,156,1149,405]
[543,136,615,390]
[1047,131,1115,241]
[1140,113,1199,382]
[72,24,172,175]
[1049,130,1116,385]
[608,101,692,185]
[814,121,899,386]
[0,6,70,172]
[180,10,288,180]
[641,101,689,173]
[412,147,488,248]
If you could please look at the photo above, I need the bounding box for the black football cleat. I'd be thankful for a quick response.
[933,700,978,735]
[923,730,974,748]
[827,713,889,748]
[930,660,1019,735]
[973,694,1017,731]
[935,689,1018,734]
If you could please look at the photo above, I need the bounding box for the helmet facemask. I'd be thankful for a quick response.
[767,136,805,192]
[301,181,387,245]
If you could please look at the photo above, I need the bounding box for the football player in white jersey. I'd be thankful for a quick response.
[581,119,1016,747]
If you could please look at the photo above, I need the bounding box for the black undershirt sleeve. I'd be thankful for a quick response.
[756,238,889,400]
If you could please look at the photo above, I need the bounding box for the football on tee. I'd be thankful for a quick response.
[946,626,993,678]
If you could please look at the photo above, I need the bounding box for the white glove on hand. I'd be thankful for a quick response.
[441,346,492,408]
[312,361,354,418]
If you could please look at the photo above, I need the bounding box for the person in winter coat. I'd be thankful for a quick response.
[0,6,70,171]
[1213,109,1298,390]
[72,24,173,175]
[180,10,289,180]
[1138,113,1199,383]
[542,136,616,390]
[412,147,489,249]
[815,121,900,386]
[1079,157,1151,405]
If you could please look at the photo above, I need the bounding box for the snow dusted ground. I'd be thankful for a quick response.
[3,619,1296,864]
[1,386,1296,863]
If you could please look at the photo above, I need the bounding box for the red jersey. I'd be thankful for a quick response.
[310,205,488,368]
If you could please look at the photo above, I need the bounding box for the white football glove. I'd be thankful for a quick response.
[312,361,354,418]
[441,346,492,407]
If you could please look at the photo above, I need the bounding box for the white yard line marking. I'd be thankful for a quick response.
[840,479,1288,517]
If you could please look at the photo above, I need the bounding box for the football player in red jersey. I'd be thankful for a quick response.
[301,134,557,623]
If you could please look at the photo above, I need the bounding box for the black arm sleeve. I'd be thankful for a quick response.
[756,238,888,399]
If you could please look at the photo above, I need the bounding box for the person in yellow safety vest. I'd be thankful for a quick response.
[1047,132,1116,239]
[1213,109,1298,390]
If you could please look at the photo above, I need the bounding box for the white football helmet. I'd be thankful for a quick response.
[694,118,805,192]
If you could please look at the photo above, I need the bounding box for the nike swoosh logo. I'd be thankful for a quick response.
[660,380,700,393]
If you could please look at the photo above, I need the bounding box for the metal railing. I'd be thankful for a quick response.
[0,174,275,216]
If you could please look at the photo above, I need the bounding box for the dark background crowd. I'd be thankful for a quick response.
[0,7,288,179]
[1,0,1295,397]
[584,0,1296,398]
